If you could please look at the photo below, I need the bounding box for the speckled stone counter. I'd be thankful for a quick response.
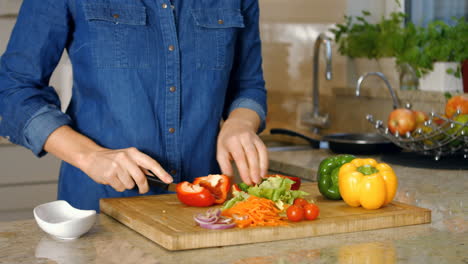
[1,149,467,264]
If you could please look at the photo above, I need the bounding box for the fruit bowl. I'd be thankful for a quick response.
[366,112,468,160]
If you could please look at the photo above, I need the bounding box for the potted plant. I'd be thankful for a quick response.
[331,10,405,90]
[396,18,468,93]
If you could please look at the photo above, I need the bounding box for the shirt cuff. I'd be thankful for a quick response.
[23,104,72,157]
[227,98,266,133]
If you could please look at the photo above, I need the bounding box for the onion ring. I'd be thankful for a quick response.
[193,208,235,229]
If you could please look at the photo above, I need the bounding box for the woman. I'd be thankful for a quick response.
[0,0,267,211]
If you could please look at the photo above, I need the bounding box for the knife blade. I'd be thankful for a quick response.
[144,174,177,192]
[131,170,177,192]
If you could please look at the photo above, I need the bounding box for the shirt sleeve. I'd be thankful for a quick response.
[224,0,267,133]
[0,0,73,157]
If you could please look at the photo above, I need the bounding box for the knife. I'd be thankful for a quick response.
[130,170,177,192]
[144,173,177,192]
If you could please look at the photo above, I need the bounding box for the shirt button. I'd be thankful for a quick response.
[170,169,177,175]
[113,14,120,19]
[169,86,176,92]
[171,5,175,9]
[162,3,168,8]
[168,45,175,51]
[169,128,175,133]
[218,19,224,25]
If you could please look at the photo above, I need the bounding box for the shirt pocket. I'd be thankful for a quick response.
[192,9,245,70]
[83,2,150,69]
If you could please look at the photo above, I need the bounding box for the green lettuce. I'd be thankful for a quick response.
[221,190,250,210]
[222,176,309,210]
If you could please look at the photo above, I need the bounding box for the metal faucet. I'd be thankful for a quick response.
[305,33,332,134]
[356,72,400,109]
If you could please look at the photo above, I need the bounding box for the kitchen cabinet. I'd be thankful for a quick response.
[0,145,61,221]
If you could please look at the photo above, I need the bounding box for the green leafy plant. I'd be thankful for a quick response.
[330,10,405,59]
[396,18,468,77]
[331,8,468,78]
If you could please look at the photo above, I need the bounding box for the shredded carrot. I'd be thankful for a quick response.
[221,196,288,228]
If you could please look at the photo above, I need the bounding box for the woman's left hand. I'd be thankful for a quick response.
[217,108,268,185]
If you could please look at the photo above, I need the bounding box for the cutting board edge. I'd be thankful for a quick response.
[100,198,180,250]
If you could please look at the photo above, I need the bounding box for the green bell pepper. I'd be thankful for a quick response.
[317,154,356,200]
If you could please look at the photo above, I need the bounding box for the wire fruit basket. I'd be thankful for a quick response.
[366,112,468,160]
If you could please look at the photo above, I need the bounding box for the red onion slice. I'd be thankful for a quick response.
[194,208,236,229]
[206,208,221,218]
[193,214,217,225]
[217,216,234,224]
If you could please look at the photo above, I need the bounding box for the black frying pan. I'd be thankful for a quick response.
[270,128,400,154]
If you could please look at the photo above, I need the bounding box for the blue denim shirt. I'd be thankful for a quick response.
[0,0,266,211]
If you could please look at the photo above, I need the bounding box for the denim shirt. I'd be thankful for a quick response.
[0,0,267,211]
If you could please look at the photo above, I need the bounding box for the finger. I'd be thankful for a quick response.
[217,147,234,176]
[254,138,269,179]
[115,165,136,190]
[129,148,173,183]
[103,161,127,192]
[240,137,261,184]
[109,179,126,192]
[230,144,252,185]
[119,154,148,193]
[106,170,126,192]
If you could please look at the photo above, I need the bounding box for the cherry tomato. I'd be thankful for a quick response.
[303,203,320,220]
[286,205,304,222]
[293,198,309,207]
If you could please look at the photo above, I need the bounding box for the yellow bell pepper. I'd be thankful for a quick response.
[338,158,398,210]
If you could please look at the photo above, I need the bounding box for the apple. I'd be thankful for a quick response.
[387,108,417,135]
[447,114,468,147]
[433,114,448,126]
[452,114,468,136]
[413,110,429,126]
[445,95,468,118]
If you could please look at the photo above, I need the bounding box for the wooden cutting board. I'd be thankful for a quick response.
[100,182,431,251]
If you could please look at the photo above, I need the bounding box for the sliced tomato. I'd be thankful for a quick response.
[176,182,215,207]
[267,174,301,190]
[193,174,231,204]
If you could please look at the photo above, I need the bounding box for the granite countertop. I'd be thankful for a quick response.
[1,149,467,264]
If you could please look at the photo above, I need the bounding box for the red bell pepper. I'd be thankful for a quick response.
[176,182,215,207]
[232,184,241,192]
[193,174,231,204]
[266,174,301,190]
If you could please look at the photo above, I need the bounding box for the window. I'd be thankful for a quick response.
[405,0,468,26]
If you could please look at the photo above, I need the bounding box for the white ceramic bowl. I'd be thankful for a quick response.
[33,200,96,240]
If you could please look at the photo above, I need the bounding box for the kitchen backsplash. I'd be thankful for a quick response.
[259,0,348,97]
[257,0,417,135]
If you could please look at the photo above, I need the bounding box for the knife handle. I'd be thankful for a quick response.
[145,175,170,191]
[131,172,170,191]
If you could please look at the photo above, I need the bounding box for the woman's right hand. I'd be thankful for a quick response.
[80,147,173,194]
[44,126,173,194]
